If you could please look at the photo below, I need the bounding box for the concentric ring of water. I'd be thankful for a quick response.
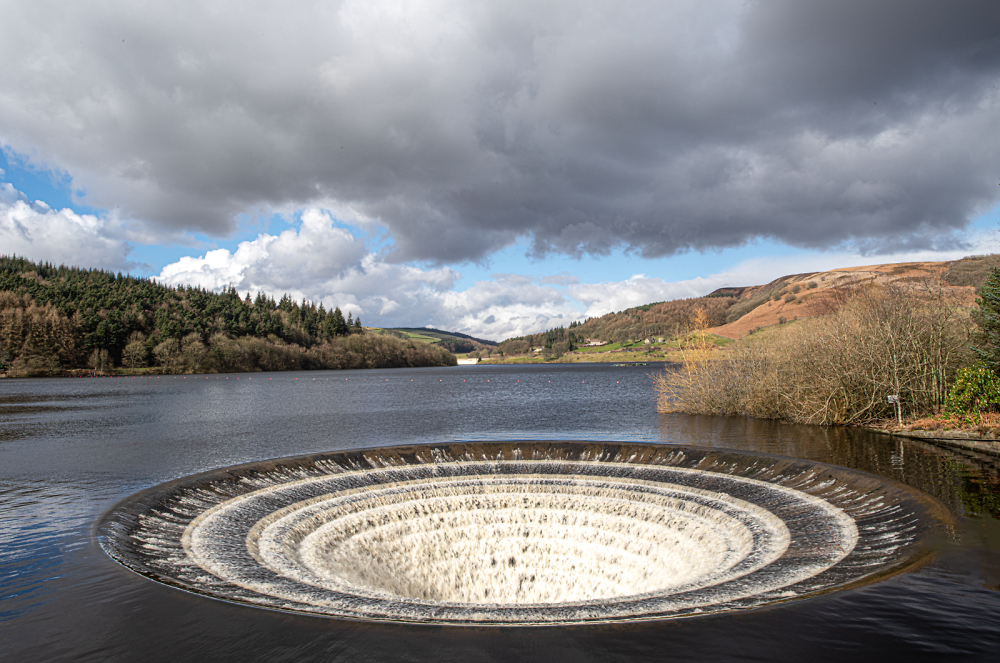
[100,442,939,625]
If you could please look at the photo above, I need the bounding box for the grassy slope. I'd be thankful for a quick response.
[383,327,498,346]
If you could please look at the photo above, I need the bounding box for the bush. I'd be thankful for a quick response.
[945,362,1000,415]
[656,283,972,424]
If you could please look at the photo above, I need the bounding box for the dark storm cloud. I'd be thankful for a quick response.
[1,0,998,262]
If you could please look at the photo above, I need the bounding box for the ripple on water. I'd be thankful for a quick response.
[99,442,944,625]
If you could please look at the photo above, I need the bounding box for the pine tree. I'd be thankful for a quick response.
[330,307,347,336]
[974,267,1000,373]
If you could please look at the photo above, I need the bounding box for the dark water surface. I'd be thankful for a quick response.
[2,363,998,661]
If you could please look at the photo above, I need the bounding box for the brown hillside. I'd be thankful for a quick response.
[497,255,998,352]
[709,259,984,339]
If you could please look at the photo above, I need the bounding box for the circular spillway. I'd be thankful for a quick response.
[100,442,941,625]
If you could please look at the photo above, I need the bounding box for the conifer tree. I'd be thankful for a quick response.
[330,307,347,336]
[974,267,1000,373]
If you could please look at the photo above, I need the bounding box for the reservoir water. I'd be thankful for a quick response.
[2,363,999,661]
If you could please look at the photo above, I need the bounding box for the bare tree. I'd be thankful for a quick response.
[656,282,972,424]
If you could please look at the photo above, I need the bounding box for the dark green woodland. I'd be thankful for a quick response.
[0,255,455,376]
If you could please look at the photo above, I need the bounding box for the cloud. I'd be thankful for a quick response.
[568,275,710,319]
[0,182,135,271]
[153,205,1000,340]
[154,208,582,339]
[0,0,997,264]
[158,209,369,292]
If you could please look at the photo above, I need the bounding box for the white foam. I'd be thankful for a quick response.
[181,461,858,621]
[100,445,932,625]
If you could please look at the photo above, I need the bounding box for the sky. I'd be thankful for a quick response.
[2,0,999,341]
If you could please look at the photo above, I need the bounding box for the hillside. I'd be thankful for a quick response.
[0,255,456,376]
[652,256,1000,427]
[377,327,498,354]
[707,258,994,339]
[493,255,1000,361]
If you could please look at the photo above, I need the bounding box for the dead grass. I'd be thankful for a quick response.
[878,411,1000,436]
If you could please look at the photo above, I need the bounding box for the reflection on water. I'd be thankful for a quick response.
[1,364,999,661]
[660,412,1000,518]
[660,412,1000,596]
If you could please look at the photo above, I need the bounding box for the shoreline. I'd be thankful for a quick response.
[866,427,1000,458]
[7,363,996,462]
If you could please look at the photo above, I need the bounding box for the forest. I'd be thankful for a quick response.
[0,256,455,376]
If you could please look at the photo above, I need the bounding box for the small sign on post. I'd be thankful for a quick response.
[887,395,902,425]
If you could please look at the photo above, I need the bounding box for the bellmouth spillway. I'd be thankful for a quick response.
[99,441,942,625]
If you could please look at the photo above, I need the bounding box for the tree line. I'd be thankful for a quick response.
[0,255,455,375]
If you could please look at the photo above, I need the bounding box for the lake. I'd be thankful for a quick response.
[2,362,999,661]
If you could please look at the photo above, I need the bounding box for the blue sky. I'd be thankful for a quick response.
[2,1,998,340]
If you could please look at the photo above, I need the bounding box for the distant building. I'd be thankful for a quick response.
[457,357,479,365]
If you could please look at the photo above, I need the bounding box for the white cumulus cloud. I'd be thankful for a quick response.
[154,208,583,338]
[0,182,135,271]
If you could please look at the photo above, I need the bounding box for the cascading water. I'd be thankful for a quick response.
[99,442,943,625]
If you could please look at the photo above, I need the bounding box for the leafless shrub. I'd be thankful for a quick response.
[655,282,972,424]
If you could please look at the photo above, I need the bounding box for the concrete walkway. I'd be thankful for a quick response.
[878,429,1000,457]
